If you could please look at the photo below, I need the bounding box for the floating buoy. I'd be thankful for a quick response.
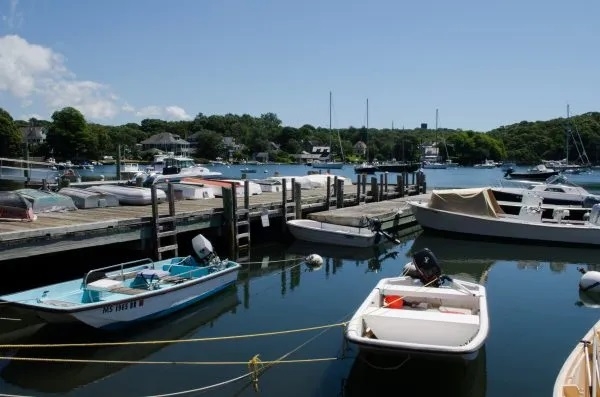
[305,254,324,268]
[579,268,600,293]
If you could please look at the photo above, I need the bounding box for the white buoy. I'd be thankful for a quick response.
[305,254,324,268]
[579,269,600,293]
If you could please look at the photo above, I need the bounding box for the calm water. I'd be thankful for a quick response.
[1,166,600,396]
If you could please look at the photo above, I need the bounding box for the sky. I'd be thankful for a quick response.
[0,0,598,132]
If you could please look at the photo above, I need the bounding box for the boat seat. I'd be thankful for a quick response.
[86,278,123,292]
[363,307,479,346]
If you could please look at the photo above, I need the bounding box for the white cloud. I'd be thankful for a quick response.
[19,113,42,120]
[0,34,192,122]
[165,105,191,120]
[1,0,23,30]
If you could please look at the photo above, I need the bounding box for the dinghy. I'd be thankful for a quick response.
[86,185,166,205]
[286,219,380,248]
[16,188,77,213]
[0,234,241,329]
[252,179,282,193]
[59,187,119,209]
[168,183,215,200]
[553,318,600,397]
[345,248,489,360]
[0,192,36,221]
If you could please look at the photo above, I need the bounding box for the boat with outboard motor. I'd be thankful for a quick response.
[286,219,381,248]
[0,234,241,329]
[409,187,600,247]
[345,248,488,360]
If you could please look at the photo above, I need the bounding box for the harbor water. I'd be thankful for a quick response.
[1,165,600,396]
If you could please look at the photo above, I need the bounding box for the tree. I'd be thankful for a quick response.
[46,107,91,160]
[0,108,22,157]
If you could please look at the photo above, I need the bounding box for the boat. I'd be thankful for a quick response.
[286,219,380,248]
[166,182,215,200]
[491,175,600,207]
[86,185,167,205]
[474,159,497,169]
[180,177,261,197]
[58,187,119,209]
[252,178,283,193]
[553,318,600,397]
[0,234,241,329]
[504,164,560,181]
[408,187,600,247]
[422,161,447,169]
[240,168,257,173]
[354,163,378,174]
[0,287,239,393]
[16,188,77,213]
[312,92,345,169]
[345,248,488,359]
[0,191,36,221]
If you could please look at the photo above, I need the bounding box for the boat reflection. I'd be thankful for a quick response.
[410,231,600,273]
[0,286,240,393]
[342,346,487,397]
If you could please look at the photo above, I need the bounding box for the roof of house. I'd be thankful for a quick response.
[141,132,190,145]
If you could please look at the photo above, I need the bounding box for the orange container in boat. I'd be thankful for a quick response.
[384,295,404,309]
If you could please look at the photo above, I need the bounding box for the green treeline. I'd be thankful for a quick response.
[1,106,599,165]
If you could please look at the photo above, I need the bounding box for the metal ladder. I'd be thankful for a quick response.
[151,184,178,260]
[236,208,251,261]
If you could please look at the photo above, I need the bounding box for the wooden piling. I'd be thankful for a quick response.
[397,174,405,197]
[384,172,388,195]
[370,177,379,202]
[336,179,344,208]
[356,174,361,205]
[379,174,384,201]
[294,182,302,219]
[291,178,296,201]
[325,176,331,210]
[116,144,122,181]
[361,174,367,195]
[244,180,250,209]
[281,178,287,231]
[222,186,236,256]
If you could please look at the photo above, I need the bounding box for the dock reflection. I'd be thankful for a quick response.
[342,347,487,397]
[0,286,240,393]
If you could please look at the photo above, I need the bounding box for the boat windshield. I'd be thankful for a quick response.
[545,175,577,187]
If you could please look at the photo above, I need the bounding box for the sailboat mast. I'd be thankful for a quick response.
[566,104,570,165]
[366,98,369,162]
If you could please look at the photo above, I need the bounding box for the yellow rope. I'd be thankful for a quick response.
[0,355,338,365]
[0,322,346,349]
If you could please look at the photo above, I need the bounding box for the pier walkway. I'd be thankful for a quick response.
[0,173,427,262]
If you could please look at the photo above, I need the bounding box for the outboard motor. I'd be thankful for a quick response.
[190,234,217,265]
[410,248,442,286]
[504,167,515,178]
[583,195,600,209]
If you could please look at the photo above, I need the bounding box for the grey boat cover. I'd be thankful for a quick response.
[16,188,77,213]
[59,187,119,209]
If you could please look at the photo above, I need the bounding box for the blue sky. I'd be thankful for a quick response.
[0,0,597,131]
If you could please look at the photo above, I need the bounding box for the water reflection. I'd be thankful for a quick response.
[342,347,487,397]
[577,290,600,308]
[410,232,600,275]
[0,286,240,393]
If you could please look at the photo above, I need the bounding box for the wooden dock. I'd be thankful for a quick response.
[0,173,427,262]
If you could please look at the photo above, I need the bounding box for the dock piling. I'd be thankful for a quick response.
[294,182,302,219]
[325,176,331,210]
[336,179,344,208]
[370,177,379,202]
[244,180,250,209]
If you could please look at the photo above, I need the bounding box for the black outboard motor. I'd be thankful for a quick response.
[504,167,515,178]
[411,248,442,286]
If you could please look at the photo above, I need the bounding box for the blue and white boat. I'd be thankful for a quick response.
[0,234,240,329]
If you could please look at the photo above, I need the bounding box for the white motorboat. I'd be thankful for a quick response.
[87,185,166,205]
[492,175,600,207]
[345,248,488,360]
[409,187,600,246]
[0,234,240,329]
[553,318,600,397]
[286,219,379,248]
[474,159,497,168]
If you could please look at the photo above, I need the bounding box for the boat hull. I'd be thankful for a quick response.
[345,275,488,361]
[553,318,600,397]
[287,219,378,247]
[410,201,600,246]
[34,272,238,329]
[312,162,344,169]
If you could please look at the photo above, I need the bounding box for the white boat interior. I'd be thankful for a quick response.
[553,318,600,397]
[345,249,488,357]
